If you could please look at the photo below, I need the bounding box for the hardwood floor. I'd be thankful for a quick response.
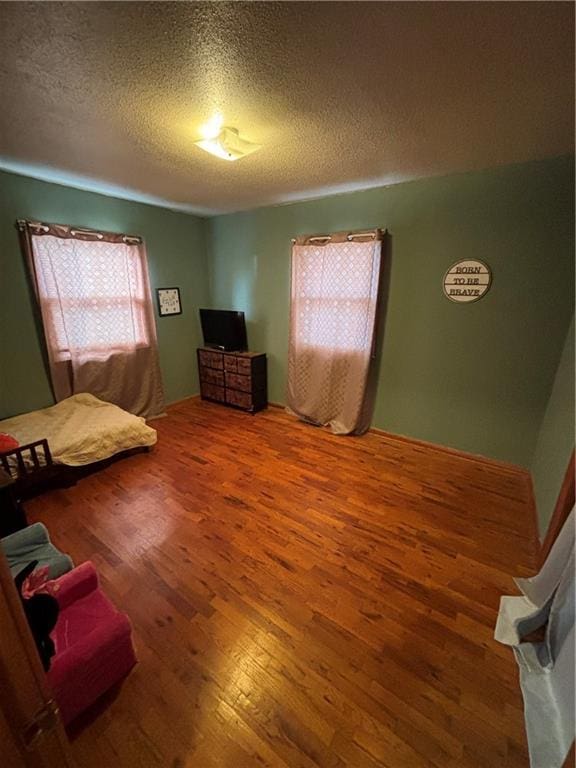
[26,398,538,768]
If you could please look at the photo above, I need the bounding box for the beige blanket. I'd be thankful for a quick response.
[0,393,157,466]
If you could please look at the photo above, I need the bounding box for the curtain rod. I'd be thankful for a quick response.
[16,219,142,244]
[17,219,48,232]
[291,229,383,244]
[71,228,104,240]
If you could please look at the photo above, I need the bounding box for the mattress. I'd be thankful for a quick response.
[0,393,157,467]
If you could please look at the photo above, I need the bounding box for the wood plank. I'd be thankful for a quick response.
[25,398,537,767]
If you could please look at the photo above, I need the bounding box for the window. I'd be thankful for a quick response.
[32,235,152,361]
[287,233,383,435]
[20,219,164,418]
[291,240,381,353]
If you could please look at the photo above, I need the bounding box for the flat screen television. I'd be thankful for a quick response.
[199,309,248,352]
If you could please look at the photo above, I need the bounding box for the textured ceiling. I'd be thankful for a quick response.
[0,2,573,215]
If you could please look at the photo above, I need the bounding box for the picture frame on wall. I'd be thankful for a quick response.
[157,287,182,316]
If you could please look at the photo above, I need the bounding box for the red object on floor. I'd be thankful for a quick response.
[46,561,137,726]
[0,433,19,452]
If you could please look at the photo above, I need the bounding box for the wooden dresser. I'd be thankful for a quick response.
[197,348,267,413]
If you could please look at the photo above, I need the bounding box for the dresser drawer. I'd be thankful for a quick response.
[236,357,252,375]
[197,347,267,413]
[223,355,237,373]
[200,382,226,402]
[198,349,223,369]
[225,389,252,410]
[200,367,224,386]
[225,372,252,393]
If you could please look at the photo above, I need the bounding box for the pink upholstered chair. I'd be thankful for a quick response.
[46,561,137,725]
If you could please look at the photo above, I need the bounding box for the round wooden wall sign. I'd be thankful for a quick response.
[443,259,492,303]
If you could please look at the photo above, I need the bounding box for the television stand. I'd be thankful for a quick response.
[197,348,267,413]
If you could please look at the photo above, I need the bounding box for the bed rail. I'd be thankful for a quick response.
[0,439,54,481]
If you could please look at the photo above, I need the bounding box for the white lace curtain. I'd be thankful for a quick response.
[287,230,383,435]
[19,220,165,418]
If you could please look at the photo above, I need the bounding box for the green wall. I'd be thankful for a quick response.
[1,158,573,473]
[0,171,209,419]
[531,315,575,539]
[208,156,574,467]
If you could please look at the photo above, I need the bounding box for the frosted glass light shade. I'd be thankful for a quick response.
[195,127,261,162]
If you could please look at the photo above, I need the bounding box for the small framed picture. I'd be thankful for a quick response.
[157,287,182,316]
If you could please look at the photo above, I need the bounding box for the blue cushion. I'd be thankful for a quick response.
[1,522,74,579]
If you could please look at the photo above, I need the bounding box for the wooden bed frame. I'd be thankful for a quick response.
[0,439,149,499]
[0,439,57,493]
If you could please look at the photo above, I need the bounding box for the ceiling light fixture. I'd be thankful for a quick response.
[195,126,261,162]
